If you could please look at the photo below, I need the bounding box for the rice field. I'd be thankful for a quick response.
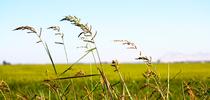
[1,63,210,81]
[1,63,210,99]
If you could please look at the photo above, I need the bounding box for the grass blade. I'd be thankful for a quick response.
[55,42,64,45]
[44,42,57,75]
[55,74,100,80]
[59,51,91,76]
[82,82,100,100]
[61,82,71,97]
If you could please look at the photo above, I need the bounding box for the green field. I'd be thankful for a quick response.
[0,63,210,99]
[1,63,210,82]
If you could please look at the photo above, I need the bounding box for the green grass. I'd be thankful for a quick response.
[1,63,210,99]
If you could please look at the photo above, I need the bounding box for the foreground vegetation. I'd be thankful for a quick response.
[1,63,210,99]
[1,15,209,99]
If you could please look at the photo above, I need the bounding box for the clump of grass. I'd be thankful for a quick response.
[114,40,170,99]
[135,48,168,100]
[183,80,210,100]
[183,81,196,100]
[0,80,11,99]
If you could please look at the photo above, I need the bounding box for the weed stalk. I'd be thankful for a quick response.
[13,26,58,75]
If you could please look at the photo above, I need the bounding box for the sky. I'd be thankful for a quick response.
[0,0,210,64]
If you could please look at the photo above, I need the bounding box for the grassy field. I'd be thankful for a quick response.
[0,63,210,99]
[1,63,210,81]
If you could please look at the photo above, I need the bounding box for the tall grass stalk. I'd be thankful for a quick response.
[111,60,133,100]
[114,40,167,99]
[60,15,117,99]
[181,81,186,100]
[82,81,100,100]
[118,71,133,100]
[167,63,170,100]
[90,48,115,99]
[0,90,6,100]
[13,27,57,75]
[87,44,97,99]
[48,26,78,99]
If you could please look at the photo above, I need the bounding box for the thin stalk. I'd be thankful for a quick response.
[62,38,69,64]
[82,82,100,100]
[167,63,170,100]
[121,84,125,100]
[98,69,115,100]
[61,16,115,99]
[45,69,51,100]
[71,80,77,100]
[51,87,62,100]
[144,62,151,100]
[91,54,118,99]
[181,81,186,100]
[153,77,165,100]
[60,34,77,99]
[44,42,57,75]
[14,27,57,75]
[60,51,90,76]
[35,28,57,75]
[0,90,6,100]
[117,71,133,100]
[93,43,103,68]
[145,68,150,99]
[90,42,117,99]
[97,44,119,99]
[89,45,109,100]
[48,87,51,100]
[89,62,94,99]
[86,44,94,99]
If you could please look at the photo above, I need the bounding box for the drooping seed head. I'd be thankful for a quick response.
[47,26,60,32]
[13,26,37,33]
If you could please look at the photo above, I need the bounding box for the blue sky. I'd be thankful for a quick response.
[1,0,210,64]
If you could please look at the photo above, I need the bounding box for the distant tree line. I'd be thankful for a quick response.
[2,60,11,65]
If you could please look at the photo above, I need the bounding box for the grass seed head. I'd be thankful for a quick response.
[0,80,10,92]
[114,39,137,49]
[74,70,86,76]
[13,26,37,33]
[111,60,119,72]
[47,26,60,32]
